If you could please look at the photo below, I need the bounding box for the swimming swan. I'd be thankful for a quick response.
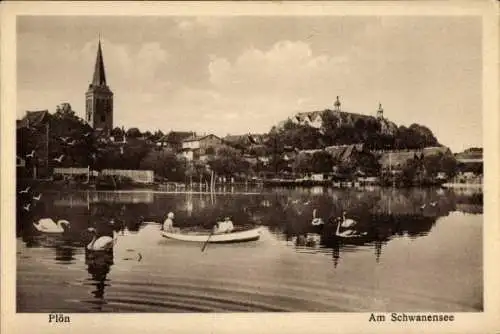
[87,227,116,251]
[33,218,70,233]
[340,211,357,228]
[311,209,324,226]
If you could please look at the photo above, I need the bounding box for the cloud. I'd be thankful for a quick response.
[175,17,225,37]
[131,40,349,136]
[208,40,348,98]
[80,39,169,91]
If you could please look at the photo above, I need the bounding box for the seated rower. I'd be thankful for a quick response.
[162,212,175,232]
[213,217,234,234]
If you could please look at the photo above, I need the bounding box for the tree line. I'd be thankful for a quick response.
[17,104,459,184]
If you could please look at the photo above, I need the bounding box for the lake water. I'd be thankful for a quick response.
[16,186,483,312]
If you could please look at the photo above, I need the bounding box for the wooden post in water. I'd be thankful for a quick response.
[210,170,215,193]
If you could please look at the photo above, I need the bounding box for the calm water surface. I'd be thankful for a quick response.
[16,186,483,312]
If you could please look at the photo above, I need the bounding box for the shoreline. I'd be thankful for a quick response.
[16,178,483,192]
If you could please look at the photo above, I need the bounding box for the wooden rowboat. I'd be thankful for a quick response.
[162,226,262,243]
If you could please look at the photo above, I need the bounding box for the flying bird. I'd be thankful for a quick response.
[83,132,91,137]
[67,140,76,146]
[53,155,65,163]
[33,193,42,201]
[23,203,31,211]
[429,201,437,207]
[60,137,70,143]
[25,150,35,158]
[19,186,31,194]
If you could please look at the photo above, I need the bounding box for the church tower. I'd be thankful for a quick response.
[85,38,113,133]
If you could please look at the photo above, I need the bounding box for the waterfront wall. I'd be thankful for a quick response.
[101,169,154,183]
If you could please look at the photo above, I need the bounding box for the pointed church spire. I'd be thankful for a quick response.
[91,37,107,87]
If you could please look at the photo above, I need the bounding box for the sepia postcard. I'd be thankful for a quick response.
[1,1,499,333]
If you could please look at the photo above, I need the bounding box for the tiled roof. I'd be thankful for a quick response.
[224,134,264,145]
[17,110,50,129]
[378,150,424,169]
[182,134,221,143]
[324,144,365,161]
[158,131,195,143]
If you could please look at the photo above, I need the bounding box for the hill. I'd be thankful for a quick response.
[272,108,441,151]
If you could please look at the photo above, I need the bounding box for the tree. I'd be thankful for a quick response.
[143,131,153,140]
[54,103,76,119]
[311,151,334,174]
[139,149,186,181]
[185,160,209,182]
[292,152,312,175]
[150,130,165,142]
[207,146,249,177]
[422,153,458,179]
[126,127,142,138]
[110,127,124,138]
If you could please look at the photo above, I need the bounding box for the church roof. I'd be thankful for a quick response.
[91,40,107,87]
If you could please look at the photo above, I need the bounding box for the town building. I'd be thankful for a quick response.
[157,131,196,151]
[85,39,114,133]
[181,134,224,161]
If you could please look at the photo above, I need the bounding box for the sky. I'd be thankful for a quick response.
[17,15,482,152]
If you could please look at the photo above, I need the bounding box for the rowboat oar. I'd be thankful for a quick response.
[201,230,215,252]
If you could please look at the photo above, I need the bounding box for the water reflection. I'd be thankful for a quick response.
[85,249,114,310]
[55,245,76,264]
[16,187,483,313]
[17,187,483,277]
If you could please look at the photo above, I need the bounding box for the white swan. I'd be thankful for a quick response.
[335,218,358,237]
[340,212,357,228]
[311,209,324,226]
[87,227,116,251]
[33,218,70,233]
[335,216,366,238]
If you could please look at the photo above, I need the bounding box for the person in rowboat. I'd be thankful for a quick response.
[213,217,234,234]
[162,212,175,232]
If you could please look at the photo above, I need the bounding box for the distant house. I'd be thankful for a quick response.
[290,105,397,136]
[378,146,453,172]
[181,134,224,161]
[325,144,367,162]
[292,111,324,129]
[307,112,323,129]
[157,131,195,151]
[454,148,483,175]
[242,154,258,165]
[422,146,452,157]
[310,173,324,181]
[17,110,50,129]
[378,150,424,172]
[299,148,324,156]
[17,110,51,178]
